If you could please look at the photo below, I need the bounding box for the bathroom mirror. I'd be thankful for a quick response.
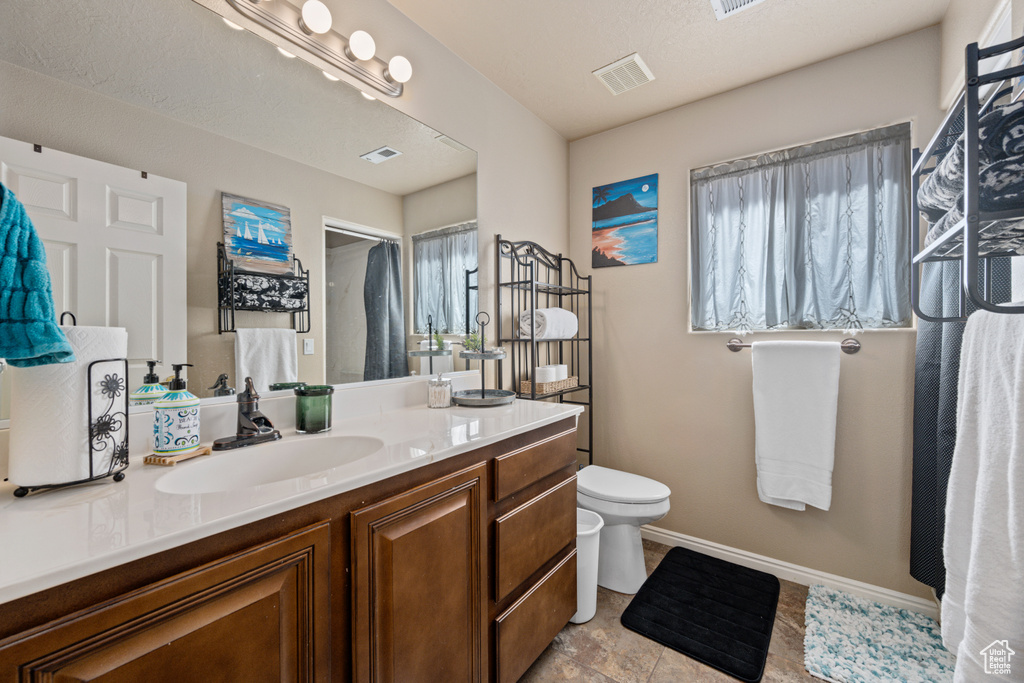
[0,0,478,417]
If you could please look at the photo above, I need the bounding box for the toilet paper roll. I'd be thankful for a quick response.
[9,326,128,487]
[534,366,557,384]
[550,364,568,381]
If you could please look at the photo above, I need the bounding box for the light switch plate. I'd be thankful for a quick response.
[303,339,314,355]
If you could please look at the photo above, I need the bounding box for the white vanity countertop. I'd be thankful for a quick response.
[0,398,583,605]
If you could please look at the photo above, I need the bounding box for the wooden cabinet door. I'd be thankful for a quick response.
[0,521,330,683]
[351,463,487,683]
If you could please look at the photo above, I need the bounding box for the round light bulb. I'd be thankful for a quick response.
[348,30,376,61]
[386,55,412,84]
[361,92,376,101]
[299,0,332,34]
[223,18,244,30]
[277,46,296,58]
[322,70,340,81]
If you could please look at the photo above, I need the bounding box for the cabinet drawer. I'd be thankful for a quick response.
[494,551,576,683]
[493,428,577,501]
[494,475,576,602]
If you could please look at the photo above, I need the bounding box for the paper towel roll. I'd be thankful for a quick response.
[534,366,557,384]
[9,326,128,486]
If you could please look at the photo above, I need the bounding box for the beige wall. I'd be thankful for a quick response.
[568,28,943,598]
[940,0,1013,107]
[403,173,477,236]
[0,60,404,395]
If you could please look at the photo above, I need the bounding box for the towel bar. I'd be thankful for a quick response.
[726,338,861,354]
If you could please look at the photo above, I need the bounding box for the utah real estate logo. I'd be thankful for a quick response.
[980,640,1015,675]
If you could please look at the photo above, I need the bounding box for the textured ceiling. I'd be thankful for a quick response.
[0,0,476,196]
[387,0,951,140]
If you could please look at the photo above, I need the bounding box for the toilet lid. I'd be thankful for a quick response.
[577,465,671,504]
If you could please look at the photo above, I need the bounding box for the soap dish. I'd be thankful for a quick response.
[144,446,213,466]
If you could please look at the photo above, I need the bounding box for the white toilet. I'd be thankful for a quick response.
[576,465,671,594]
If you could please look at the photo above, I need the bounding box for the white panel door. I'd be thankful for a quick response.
[0,136,187,395]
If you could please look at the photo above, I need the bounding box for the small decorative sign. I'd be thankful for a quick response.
[222,192,293,274]
[592,173,658,268]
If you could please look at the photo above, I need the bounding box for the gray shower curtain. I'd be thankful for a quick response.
[363,240,408,381]
[910,258,1010,597]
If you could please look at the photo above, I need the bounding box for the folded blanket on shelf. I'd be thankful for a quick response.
[218,272,308,310]
[519,307,579,340]
[924,155,1024,251]
[925,216,1024,257]
[979,99,1024,158]
[918,101,1024,221]
[919,134,968,224]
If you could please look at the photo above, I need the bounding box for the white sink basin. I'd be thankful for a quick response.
[155,435,385,494]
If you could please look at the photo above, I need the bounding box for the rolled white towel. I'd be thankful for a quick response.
[519,308,579,340]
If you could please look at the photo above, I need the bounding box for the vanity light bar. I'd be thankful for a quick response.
[225,0,406,98]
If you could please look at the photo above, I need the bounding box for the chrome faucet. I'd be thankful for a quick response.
[212,377,282,450]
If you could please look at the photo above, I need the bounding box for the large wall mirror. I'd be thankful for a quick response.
[0,0,478,419]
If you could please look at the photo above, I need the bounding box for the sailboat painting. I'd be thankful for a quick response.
[221,193,293,274]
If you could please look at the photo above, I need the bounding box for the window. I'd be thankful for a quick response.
[690,124,911,332]
[412,222,478,333]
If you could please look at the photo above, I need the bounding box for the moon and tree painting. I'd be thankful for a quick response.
[221,192,294,274]
[592,173,658,268]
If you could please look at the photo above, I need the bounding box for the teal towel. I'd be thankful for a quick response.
[0,182,75,367]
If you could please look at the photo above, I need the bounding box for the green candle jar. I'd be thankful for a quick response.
[270,381,307,392]
[294,385,334,434]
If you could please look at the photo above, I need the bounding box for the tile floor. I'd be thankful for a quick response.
[520,540,819,683]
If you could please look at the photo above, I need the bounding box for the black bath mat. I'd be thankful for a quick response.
[620,547,780,682]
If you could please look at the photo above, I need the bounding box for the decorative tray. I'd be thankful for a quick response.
[452,389,516,407]
[460,349,506,361]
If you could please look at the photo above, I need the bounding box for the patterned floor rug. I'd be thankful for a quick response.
[804,584,954,683]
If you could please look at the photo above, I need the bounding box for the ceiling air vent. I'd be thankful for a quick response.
[710,0,768,20]
[435,133,471,153]
[360,146,403,164]
[592,53,654,96]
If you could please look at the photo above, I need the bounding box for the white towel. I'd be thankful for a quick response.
[519,308,579,340]
[234,328,298,393]
[942,311,1024,682]
[752,341,840,511]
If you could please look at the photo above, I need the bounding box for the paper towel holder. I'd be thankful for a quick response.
[13,316,130,497]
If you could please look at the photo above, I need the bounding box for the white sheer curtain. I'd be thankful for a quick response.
[691,124,911,331]
[412,222,478,333]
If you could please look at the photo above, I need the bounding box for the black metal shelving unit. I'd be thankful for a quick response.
[464,266,478,335]
[217,242,311,334]
[495,235,593,467]
[911,35,1024,321]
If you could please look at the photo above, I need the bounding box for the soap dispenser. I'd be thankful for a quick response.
[153,363,201,455]
[130,360,168,406]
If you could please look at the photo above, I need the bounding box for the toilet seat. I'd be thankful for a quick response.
[577,465,670,504]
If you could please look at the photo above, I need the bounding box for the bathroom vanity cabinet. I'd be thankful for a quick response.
[0,417,579,683]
